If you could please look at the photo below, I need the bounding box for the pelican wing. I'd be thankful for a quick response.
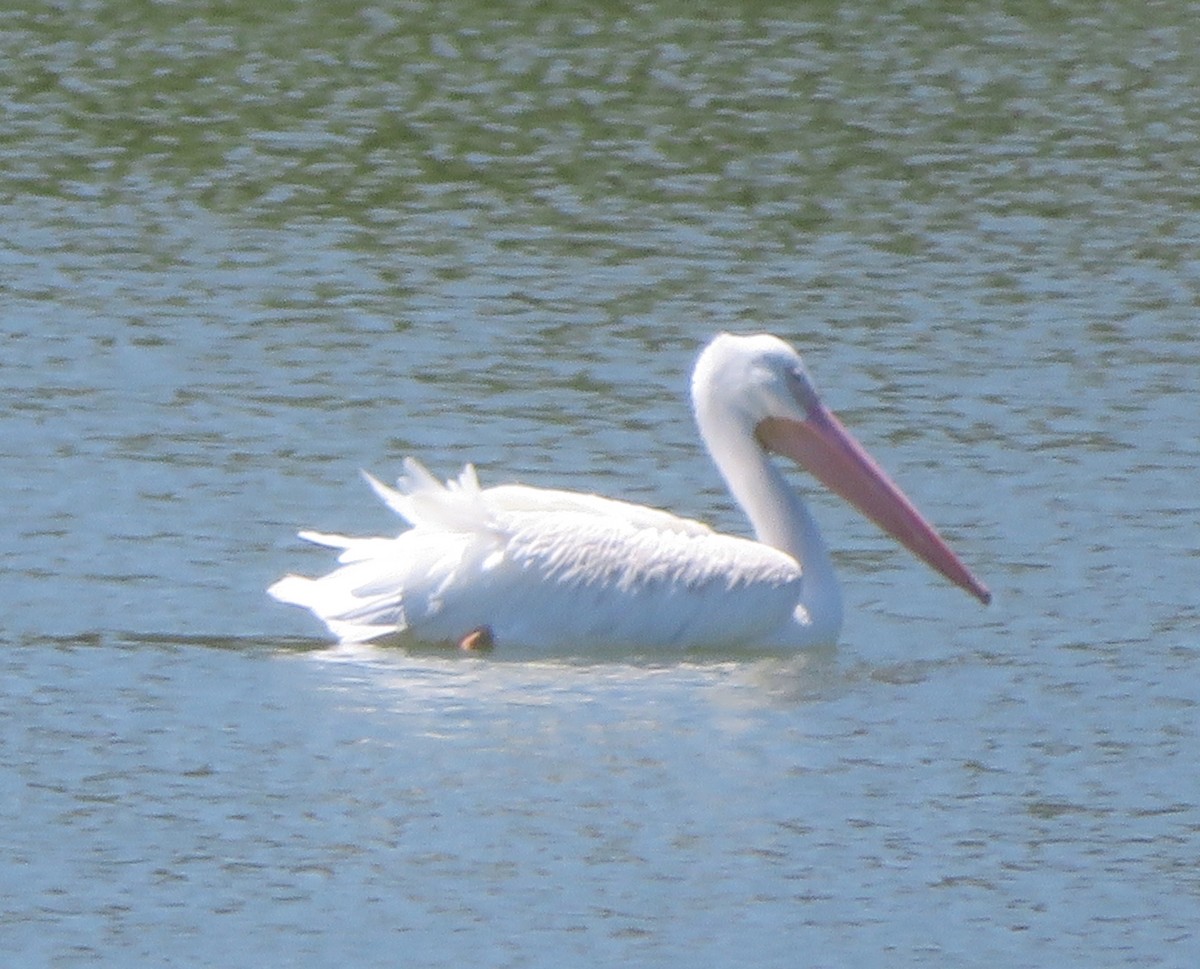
[480,484,714,537]
[270,460,806,649]
[366,459,713,537]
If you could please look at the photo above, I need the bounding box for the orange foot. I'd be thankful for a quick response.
[458,626,495,653]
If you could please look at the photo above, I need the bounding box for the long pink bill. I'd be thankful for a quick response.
[757,408,991,605]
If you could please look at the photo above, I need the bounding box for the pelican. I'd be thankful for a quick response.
[269,333,989,652]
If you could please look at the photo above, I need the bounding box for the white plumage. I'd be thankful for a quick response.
[270,460,808,649]
[269,333,989,652]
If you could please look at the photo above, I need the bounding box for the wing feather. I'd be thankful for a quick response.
[271,460,808,650]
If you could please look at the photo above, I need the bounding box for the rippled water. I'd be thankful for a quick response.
[2,2,1198,966]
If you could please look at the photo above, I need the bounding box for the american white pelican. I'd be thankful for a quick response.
[269,333,989,652]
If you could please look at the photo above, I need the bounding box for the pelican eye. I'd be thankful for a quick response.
[785,367,821,416]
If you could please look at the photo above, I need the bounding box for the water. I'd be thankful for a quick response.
[2,1,1198,965]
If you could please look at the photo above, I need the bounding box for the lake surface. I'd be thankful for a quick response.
[2,1,1198,965]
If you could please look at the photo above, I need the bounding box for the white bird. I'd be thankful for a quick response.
[269,333,989,653]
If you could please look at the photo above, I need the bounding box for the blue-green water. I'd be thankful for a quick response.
[2,2,1198,965]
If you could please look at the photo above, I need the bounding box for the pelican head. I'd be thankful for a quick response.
[692,332,990,605]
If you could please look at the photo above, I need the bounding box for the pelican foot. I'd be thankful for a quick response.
[458,626,495,653]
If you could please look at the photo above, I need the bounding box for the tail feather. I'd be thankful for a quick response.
[271,457,502,644]
[360,459,494,534]
[390,458,495,533]
[297,530,354,550]
[269,557,410,641]
[298,529,399,564]
[361,471,416,523]
[267,574,318,608]
[399,456,442,493]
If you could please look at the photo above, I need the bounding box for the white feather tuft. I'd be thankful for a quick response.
[361,471,416,523]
